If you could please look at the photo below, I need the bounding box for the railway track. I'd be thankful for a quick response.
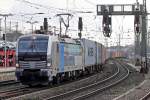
[0,60,120,100]
[0,72,108,100]
[7,60,117,100]
[0,85,49,99]
[0,80,19,86]
[41,60,129,100]
[0,71,111,100]
[139,91,150,100]
[0,69,110,99]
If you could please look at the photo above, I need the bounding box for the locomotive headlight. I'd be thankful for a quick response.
[47,55,52,67]
[47,63,51,67]
[16,63,20,67]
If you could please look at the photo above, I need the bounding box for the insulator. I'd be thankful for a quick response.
[43,18,48,31]
[78,17,83,31]
[103,26,111,37]
[2,34,5,40]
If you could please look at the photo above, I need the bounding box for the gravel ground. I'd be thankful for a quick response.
[85,61,145,100]
[10,61,118,100]
[0,83,23,92]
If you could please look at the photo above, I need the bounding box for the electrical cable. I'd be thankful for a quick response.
[84,0,96,6]
[16,0,93,14]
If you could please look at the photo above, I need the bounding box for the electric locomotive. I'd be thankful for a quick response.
[15,34,84,85]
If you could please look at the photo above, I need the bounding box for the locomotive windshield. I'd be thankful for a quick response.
[18,36,48,61]
[18,39,48,53]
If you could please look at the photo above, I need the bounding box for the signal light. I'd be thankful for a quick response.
[135,26,140,33]
[103,25,111,37]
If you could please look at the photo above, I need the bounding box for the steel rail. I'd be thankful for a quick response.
[71,61,129,100]
[139,91,150,100]
[0,80,19,86]
[44,61,120,100]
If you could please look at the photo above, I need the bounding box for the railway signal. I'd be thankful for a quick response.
[97,1,148,73]
[102,9,112,37]
[134,9,141,35]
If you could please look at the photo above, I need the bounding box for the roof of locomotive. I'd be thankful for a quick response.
[18,34,50,40]
[17,34,82,45]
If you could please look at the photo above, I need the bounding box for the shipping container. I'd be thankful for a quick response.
[96,43,102,65]
[81,39,96,66]
[102,45,106,63]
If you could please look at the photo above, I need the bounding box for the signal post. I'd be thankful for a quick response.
[97,1,148,71]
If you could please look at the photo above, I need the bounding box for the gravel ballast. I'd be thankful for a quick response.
[10,61,117,100]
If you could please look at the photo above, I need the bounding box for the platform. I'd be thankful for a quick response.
[0,67,16,81]
[0,67,16,73]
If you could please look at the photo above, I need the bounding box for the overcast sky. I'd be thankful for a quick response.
[0,0,149,46]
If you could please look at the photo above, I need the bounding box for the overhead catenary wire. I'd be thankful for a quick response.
[84,0,96,6]
[4,0,95,34]
[15,0,94,14]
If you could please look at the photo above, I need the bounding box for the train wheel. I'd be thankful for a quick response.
[64,72,69,81]
[76,70,80,78]
[48,82,53,87]
[28,84,33,87]
[96,65,99,72]
[53,74,61,84]
[52,76,56,85]
[100,64,103,71]
[72,71,76,80]
[56,76,60,84]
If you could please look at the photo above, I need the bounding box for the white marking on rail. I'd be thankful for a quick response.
[113,80,147,100]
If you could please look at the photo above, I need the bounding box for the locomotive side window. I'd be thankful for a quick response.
[64,43,82,56]
[18,39,48,53]
[63,43,82,66]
